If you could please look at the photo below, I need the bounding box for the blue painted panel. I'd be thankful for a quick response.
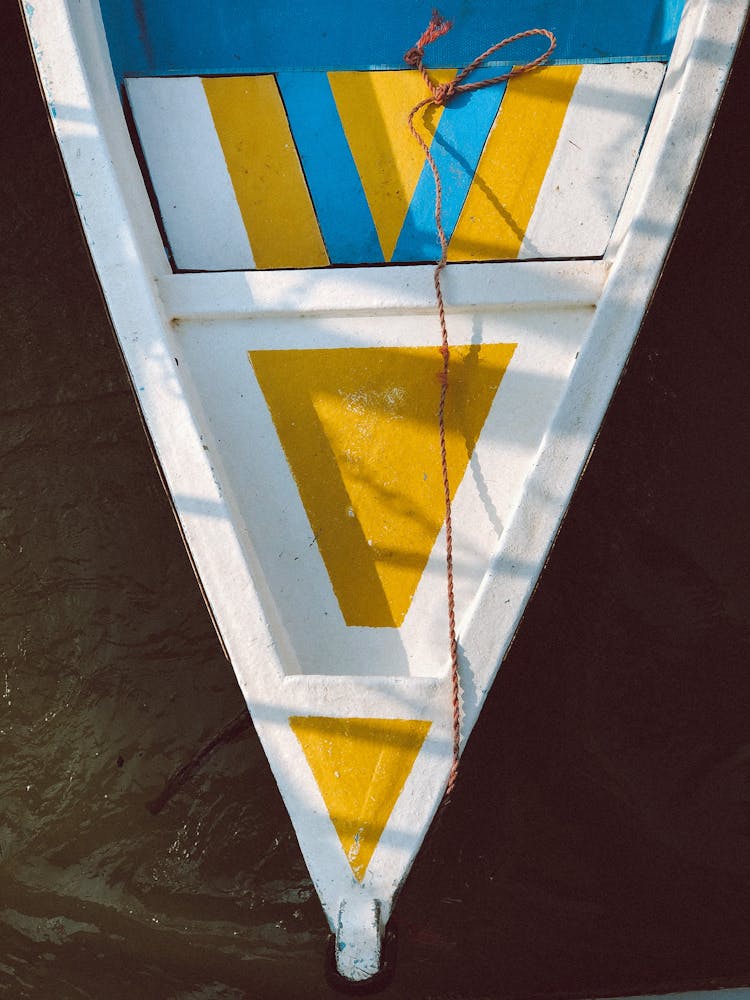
[276,73,383,265]
[102,1,688,85]
[391,72,507,263]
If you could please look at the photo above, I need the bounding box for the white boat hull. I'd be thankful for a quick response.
[22,0,749,982]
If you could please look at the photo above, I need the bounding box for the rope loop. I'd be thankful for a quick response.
[404,12,556,805]
[405,11,556,111]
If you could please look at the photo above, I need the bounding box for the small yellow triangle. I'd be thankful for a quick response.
[249,343,516,627]
[328,69,455,261]
[290,716,431,881]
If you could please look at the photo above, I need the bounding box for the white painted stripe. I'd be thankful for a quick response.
[520,62,665,259]
[125,77,255,271]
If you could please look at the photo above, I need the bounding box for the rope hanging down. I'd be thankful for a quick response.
[404,14,556,801]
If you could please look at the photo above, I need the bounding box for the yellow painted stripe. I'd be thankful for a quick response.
[290,717,431,881]
[249,343,516,628]
[448,65,582,262]
[329,69,454,262]
[202,75,328,269]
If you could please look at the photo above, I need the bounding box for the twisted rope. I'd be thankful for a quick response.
[404,13,556,802]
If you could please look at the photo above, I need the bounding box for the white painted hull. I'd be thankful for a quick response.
[22,0,748,985]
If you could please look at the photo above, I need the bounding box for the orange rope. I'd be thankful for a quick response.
[404,14,556,801]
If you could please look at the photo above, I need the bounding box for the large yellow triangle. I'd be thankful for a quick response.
[290,716,431,881]
[249,343,516,627]
[328,69,455,261]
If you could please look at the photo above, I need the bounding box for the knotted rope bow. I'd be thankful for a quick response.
[404,13,556,802]
[405,13,556,108]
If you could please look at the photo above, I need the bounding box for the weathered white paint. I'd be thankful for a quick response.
[125,76,255,271]
[335,896,384,982]
[521,62,666,258]
[22,0,749,984]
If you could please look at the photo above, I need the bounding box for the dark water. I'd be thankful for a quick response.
[2,6,749,998]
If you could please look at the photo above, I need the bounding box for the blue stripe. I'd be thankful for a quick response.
[102,1,687,86]
[277,73,382,266]
[392,74,508,263]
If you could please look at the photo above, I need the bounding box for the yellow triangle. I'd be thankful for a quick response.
[249,343,516,627]
[290,716,431,881]
[328,69,455,261]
